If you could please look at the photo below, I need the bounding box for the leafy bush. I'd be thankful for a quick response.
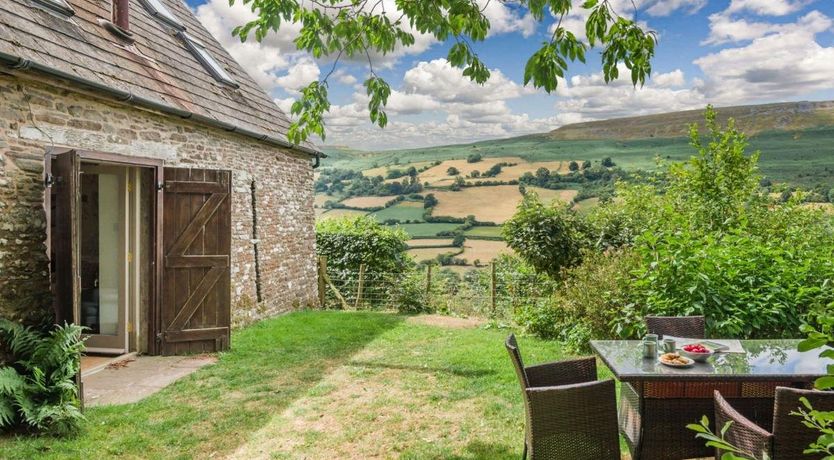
[503,193,587,278]
[0,320,85,435]
[466,153,482,163]
[316,216,411,275]
[514,249,642,351]
[507,106,834,344]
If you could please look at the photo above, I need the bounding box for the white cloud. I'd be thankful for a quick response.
[552,66,705,121]
[402,59,534,104]
[646,0,706,16]
[695,10,834,102]
[275,58,321,93]
[724,0,814,16]
[479,0,537,37]
[652,69,686,87]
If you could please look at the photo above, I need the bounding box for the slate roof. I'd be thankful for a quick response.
[0,0,319,154]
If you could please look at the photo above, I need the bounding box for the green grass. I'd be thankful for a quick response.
[370,201,425,222]
[0,312,608,459]
[390,222,461,238]
[464,226,503,238]
[0,312,401,459]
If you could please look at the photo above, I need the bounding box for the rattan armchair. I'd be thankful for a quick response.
[645,315,705,339]
[714,387,834,460]
[505,334,619,460]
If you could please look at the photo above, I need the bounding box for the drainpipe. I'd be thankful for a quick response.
[0,50,324,158]
[312,152,321,169]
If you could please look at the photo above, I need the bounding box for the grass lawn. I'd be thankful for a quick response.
[0,311,610,459]
[370,201,425,222]
[464,225,503,238]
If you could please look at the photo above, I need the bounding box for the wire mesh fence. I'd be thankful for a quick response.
[319,260,559,321]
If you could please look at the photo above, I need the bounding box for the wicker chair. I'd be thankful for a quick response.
[644,315,705,339]
[714,387,834,460]
[505,334,619,460]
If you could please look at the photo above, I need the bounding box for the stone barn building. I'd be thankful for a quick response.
[0,0,321,355]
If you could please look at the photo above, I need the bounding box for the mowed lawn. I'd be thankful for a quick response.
[0,311,604,460]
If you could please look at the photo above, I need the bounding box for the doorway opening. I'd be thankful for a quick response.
[77,164,140,354]
[47,148,232,359]
[48,150,160,357]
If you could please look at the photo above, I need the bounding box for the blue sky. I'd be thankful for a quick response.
[188,0,834,150]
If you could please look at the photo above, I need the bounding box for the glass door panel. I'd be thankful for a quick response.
[79,165,126,352]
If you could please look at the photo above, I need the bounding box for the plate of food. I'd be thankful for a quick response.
[659,352,694,368]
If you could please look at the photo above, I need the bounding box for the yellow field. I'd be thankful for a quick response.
[432,185,523,223]
[528,187,578,204]
[407,247,458,262]
[419,157,522,186]
[362,161,435,178]
[418,157,578,186]
[319,208,368,219]
[407,239,454,247]
[340,195,398,209]
[459,240,510,264]
[314,194,338,207]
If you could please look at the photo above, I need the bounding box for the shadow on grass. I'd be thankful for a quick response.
[349,360,497,378]
[0,311,404,459]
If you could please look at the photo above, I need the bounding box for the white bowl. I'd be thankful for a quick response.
[680,349,714,363]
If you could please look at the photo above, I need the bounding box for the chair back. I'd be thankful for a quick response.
[505,334,529,389]
[645,315,705,339]
[773,387,834,460]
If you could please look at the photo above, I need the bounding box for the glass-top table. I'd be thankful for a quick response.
[590,339,830,460]
[591,339,828,382]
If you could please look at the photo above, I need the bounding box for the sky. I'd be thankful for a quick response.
[185,0,834,151]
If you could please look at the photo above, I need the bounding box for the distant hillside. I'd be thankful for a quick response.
[547,100,834,141]
[321,101,834,188]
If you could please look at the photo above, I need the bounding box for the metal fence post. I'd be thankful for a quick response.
[425,264,433,307]
[317,256,327,308]
[354,263,366,309]
[491,262,497,317]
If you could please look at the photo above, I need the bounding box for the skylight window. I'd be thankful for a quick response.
[139,0,185,30]
[181,34,239,88]
[31,0,75,17]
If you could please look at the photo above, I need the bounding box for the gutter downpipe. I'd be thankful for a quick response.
[0,50,324,160]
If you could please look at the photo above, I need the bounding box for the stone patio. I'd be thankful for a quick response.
[81,355,217,407]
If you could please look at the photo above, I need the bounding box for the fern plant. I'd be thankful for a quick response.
[0,319,86,435]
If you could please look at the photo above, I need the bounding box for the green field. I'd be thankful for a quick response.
[370,201,425,222]
[390,222,460,238]
[324,127,834,188]
[464,225,503,238]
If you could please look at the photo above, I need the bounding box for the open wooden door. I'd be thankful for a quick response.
[51,150,81,325]
[161,168,231,355]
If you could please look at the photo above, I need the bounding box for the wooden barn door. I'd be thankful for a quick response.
[51,150,81,326]
[161,168,231,355]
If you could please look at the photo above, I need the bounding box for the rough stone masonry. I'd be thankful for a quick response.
[0,73,318,327]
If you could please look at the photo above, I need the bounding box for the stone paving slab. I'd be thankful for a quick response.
[82,355,217,407]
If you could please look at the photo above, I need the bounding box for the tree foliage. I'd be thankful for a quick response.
[231,0,657,144]
[503,193,587,278]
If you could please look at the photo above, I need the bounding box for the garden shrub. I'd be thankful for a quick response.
[503,194,587,278]
[316,216,410,275]
[316,217,415,311]
[530,249,643,352]
[0,320,85,435]
[508,106,834,343]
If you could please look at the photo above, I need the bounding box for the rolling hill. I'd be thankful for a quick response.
[322,100,834,188]
[546,100,834,141]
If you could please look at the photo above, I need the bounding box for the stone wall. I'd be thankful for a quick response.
[0,72,318,327]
